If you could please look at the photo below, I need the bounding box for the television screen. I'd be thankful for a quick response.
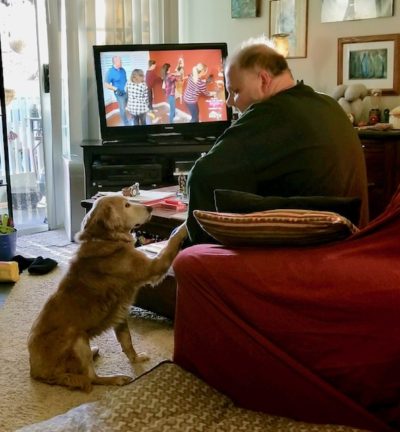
[93,43,231,143]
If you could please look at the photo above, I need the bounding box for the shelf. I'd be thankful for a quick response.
[82,139,212,199]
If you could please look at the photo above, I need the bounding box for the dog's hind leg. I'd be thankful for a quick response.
[91,374,134,386]
[75,335,134,388]
[47,371,133,390]
[114,320,149,363]
[48,373,93,392]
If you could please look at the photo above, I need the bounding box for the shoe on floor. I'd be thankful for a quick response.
[28,256,58,275]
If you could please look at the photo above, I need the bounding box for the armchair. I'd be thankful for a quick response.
[173,187,400,431]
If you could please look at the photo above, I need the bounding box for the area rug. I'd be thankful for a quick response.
[16,361,365,432]
[0,246,174,432]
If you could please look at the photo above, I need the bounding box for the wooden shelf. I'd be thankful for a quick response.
[81,139,211,199]
[358,130,400,220]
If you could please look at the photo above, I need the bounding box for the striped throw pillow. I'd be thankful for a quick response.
[193,209,359,247]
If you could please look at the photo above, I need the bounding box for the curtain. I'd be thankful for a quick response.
[86,0,178,46]
[82,0,178,141]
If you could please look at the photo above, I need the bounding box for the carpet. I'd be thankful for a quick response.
[0,230,174,432]
[15,229,80,265]
[15,362,365,432]
[0,230,368,431]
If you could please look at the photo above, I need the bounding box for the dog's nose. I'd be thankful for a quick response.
[146,206,153,213]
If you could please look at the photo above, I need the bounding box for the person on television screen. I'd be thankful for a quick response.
[161,63,179,123]
[145,59,160,112]
[175,57,185,104]
[126,69,149,125]
[184,36,369,245]
[104,55,129,126]
[183,63,214,122]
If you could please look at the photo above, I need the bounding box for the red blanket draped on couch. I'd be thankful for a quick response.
[173,187,400,432]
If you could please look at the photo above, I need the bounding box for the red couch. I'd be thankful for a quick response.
[173,187,400,432]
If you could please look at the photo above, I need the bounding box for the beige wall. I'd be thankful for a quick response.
[178,0,400,111]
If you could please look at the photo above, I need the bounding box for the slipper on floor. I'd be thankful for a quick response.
[28,256,58,275]
[12,255,36,274]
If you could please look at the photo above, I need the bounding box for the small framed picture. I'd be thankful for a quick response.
[231,0,260,18]
[269,0,308,58]
[322,0,394,23]
[337,34,400,95]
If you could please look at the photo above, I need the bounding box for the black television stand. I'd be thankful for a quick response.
[81,138,212,199]
[148,132,182,139]
[147,133,216,145]
[193,135,216,143]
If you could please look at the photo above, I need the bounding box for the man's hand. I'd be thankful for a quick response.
[114,89,125,96]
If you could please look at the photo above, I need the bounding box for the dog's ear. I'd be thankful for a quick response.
[99,203,124,232]
[80,202,103,232]
[80,208,94,232]
[76,200,122,241]
[74,206,97,242]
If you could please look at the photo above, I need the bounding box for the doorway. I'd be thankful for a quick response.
[0,0,48,234]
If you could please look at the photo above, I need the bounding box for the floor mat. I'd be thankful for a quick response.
[17,361,366,432]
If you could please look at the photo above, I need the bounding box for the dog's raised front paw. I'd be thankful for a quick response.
[172,222,188,242]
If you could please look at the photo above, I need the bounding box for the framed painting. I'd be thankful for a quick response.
[269,0,308,58]
[321,0,393,23]
[231,0,260,18]
[337,34,400,95]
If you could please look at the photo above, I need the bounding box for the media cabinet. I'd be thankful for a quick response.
[81,130,400,226]
[81,139,212,199]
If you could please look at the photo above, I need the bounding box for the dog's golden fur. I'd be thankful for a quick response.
[28,195,187,392]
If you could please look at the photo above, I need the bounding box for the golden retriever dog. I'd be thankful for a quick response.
[28,195,187,392]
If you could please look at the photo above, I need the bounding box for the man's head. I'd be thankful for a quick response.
[112,56,122,69]
[225,36,294,113]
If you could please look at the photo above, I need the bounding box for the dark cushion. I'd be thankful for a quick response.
[214,190,361,226]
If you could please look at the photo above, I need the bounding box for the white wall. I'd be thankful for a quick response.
[178,0,400,110]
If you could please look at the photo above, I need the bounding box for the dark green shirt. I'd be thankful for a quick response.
[187,83,368,244]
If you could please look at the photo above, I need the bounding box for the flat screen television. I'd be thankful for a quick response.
[93,42,232,143]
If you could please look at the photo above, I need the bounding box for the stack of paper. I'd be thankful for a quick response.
[97,190,176,204]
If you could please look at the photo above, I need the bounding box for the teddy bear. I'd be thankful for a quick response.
[332,83,368,125]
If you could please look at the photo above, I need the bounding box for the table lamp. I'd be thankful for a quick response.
[271,33,289,58]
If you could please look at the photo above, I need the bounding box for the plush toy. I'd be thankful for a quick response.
[331,83,368,124]
[389,105,400,129]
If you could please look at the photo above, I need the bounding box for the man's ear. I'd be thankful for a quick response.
[259,70,272,94]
